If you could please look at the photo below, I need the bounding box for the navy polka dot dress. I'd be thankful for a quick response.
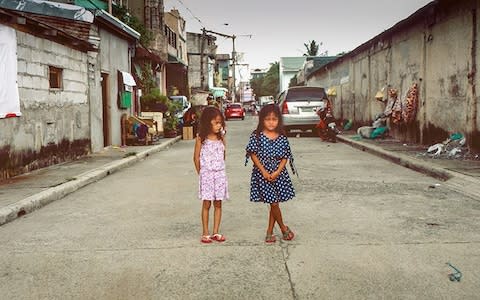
[245,131,296,203]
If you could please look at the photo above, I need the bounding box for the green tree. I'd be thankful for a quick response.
[289,74,302,88]
[113,5,153,47]
[261,62,280,96]
[250,77,263,99]
[303,40,321,56]
[249,62,280,98]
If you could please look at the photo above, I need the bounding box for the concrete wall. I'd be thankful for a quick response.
[0,30,90,179]
[187,32,216,90]
[97,28,132,147]
[306,0,480,151]
[188,54,201,89]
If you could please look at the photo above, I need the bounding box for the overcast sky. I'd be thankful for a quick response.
[164,0,433,69]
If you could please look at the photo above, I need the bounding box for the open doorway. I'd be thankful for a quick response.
[101,72,111,147]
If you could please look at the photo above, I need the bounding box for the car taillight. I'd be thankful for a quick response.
[282,101,289,114]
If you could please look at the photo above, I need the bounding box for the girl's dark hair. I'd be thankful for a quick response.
[255,104,285,136]
[198,106,225,143]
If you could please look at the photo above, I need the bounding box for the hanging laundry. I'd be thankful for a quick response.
[384,88,398,117]
[402,83,419,124]
[391,88,403,124]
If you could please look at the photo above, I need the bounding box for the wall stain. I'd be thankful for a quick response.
[467,130,480,152]
[421,123,450,146]
[449,75,460,97]
[0,139,90,181]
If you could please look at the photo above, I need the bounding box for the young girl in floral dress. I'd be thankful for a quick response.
[193,106,228,243]
[245,104,296,243]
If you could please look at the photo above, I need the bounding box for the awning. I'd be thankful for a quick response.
[210,87,228,98]
[121,71,136,86]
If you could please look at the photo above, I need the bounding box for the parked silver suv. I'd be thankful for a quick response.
[277,86,328,133]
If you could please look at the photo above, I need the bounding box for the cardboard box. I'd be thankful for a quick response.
[182,126,194,140]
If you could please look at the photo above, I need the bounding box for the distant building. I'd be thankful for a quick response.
[215,54,230,89]
[165,9,188,96]
[187,32,217,91]
[251,68,268,80]
[279,57,306,92]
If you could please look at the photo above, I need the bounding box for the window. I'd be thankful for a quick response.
[49,66,63,89]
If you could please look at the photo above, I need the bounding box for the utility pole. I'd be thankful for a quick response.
[231,34,236,102]
[202,28,251,102]
[200,28,206,90]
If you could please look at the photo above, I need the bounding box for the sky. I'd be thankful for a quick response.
[164,0,434,70]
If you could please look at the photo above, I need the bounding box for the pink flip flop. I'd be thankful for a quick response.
[211,233,226,242]
[201,235,212,243]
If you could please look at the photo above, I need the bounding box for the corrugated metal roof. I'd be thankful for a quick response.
[0,0,93,22]
[280,57,306,71]
[0,7,95,51]
[27,14,91,42]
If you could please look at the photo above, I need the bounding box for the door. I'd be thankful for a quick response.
[101,73,111,147]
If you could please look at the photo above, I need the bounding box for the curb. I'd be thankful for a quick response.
[337,135,480,201]
[0,136,182,226]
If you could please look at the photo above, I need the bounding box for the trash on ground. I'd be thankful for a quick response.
[421,133,479,160]
[446,262,462,282]
[343,119,353,130]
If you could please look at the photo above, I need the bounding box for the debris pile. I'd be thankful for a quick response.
[420,133,479,160]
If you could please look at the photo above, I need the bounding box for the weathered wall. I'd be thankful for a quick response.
[188,54,201,89]
[88,26,102,153]
[307,0,480,151]
[97,28,131,147]
[0,30,90,180]
[424,3,474,145]
[187,32,216,90]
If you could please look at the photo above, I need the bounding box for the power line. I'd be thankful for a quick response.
[174,0,204,27]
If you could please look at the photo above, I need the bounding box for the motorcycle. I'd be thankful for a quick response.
[315,100,340,143]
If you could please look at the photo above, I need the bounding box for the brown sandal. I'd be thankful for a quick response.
[282,226,295,241]
[265,234,276,243]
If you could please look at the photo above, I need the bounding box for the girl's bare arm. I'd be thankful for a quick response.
[250,153,271,181]
[193,136,201,174]
[222,138,226,160]
[271,158,287,180]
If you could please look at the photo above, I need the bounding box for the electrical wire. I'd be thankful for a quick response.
[174,0,204,27]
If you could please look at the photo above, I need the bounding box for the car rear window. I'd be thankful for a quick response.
[286,87,327,101]
[228,104,242,108]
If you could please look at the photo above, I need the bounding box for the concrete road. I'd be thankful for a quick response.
[0,116,479,299]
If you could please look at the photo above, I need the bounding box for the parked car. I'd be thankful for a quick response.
[277,86,328,133]
[224,103,245,120]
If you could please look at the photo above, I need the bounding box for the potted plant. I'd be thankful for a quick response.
[140,88,168,112]
[163,99,183,137]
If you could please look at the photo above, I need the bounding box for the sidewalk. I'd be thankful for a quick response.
[0,136,181,226]
[337,133,480,201]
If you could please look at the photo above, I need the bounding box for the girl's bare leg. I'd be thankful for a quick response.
[267,207,275,235]
[212,200,222,234]
[270,203,287,233]
[202,200,211,236]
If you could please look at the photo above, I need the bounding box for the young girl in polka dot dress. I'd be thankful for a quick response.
[193,106,228,243]
[245,104,296,243]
